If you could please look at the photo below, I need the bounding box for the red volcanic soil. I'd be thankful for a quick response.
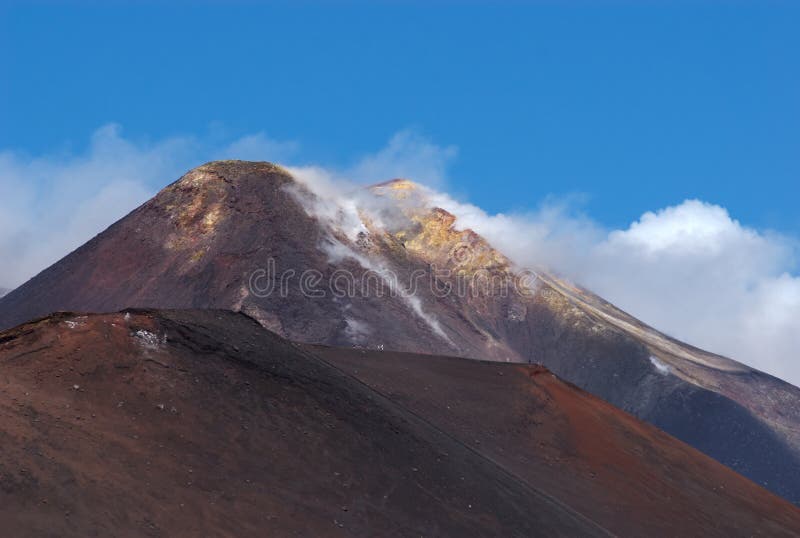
[1,308,799,537]
[0,309,605,537]
[311,346,800,537]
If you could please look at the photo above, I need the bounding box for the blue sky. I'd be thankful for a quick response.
[1,2,798,232]
[2,2,800,384]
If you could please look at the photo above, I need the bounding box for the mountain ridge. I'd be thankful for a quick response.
[1,308,798,536]
[0,308,607,537]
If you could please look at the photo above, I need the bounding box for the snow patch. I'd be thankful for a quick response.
[649,355,672,376]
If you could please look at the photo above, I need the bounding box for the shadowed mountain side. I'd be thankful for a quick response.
[0,309,606,538]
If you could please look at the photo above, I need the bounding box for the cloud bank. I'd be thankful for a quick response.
[2,125,798,387]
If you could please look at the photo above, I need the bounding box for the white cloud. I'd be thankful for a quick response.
[214,132,298,162]
[347,129,457,187]
[583,203,800,385]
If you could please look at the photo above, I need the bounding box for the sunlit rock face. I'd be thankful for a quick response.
[1,160,799,504]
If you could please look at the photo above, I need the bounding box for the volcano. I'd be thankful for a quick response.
[0,309,798,536]
[1,160,799,505]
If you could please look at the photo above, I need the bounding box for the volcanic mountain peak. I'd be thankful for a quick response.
[176,159,290,184]
[2,161,800,504]
[367,177,447,221]
[364,179,509,274]
[371,177,422,193]
[393,206,512,276]
[156,162,492,277]
[143,160,304,262]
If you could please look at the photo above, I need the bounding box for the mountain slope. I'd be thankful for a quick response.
[1,309,799,536]
[312,343,800,537]
[0,160,798,503]
[0,309,605,537]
